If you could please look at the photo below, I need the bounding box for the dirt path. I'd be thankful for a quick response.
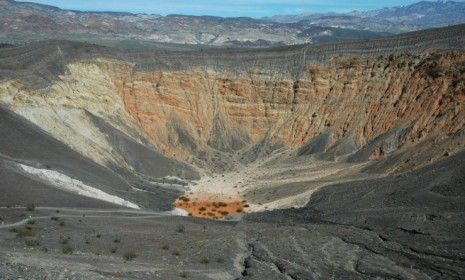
[0,207,181,229]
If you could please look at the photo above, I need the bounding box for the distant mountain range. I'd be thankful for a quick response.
[1,0,465,47]
[265,1,465,32]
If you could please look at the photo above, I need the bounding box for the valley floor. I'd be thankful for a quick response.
[185,151,377,214]
[1,151,464,279]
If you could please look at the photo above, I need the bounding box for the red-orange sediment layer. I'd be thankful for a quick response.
[102,53,465,170]
[175,197,249,220]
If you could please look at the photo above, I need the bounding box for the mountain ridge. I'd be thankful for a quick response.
[1,0,465,46]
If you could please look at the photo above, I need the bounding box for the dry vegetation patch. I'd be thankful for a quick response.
[175,196,247,220]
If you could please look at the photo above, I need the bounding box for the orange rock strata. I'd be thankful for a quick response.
[98,53,465,163]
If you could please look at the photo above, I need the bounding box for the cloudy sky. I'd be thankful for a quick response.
[19,0,424,17]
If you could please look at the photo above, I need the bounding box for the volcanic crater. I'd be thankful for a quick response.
[0,24,465,279]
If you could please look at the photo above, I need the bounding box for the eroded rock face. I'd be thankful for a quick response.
[1,53,463,172]
[99,53,465,166]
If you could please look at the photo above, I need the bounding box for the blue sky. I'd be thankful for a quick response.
[19,0,427,17]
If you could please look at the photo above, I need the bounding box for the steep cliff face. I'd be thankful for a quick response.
[0,60,199,183]
[1,52,463,174]
[98,53,465,169]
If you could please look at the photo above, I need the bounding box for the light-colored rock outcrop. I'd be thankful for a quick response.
[0,60,144,168]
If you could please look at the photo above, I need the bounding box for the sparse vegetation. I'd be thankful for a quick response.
[11,227,34,238]
[123,251,137,261]
[26,203,35,211]
[200,257,210,264]
[176,225,185,233]
[179,196,190,202]
[59,235,70,245]
[62,244,73,254]
[25,239,40,247]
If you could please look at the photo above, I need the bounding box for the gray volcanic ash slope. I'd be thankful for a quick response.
[0,24,464,279]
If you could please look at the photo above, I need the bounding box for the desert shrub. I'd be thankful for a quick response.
[199,207,207,211]
[113,238,121,243]
[200,257,210,264]
[26,203,35,211]
[172,250,180,256]
[27,219,36,225]
[59,221,65,227]
[111,248,117,254]
[62,244,73,254]
[426,62,442,79]
[123,251,137,261]
[12,227,34,238]
[59,235,70,244]
[51,217,59,221]
[176,225,185,233]
[216,257,225,263]
[96,233,101,238]
[161,244,169,250]
[25,239,40,247]
[179,272,188,278]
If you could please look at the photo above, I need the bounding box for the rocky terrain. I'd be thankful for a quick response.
[1,0,465,46]
[0,23,464,279]
[267,0,465,32]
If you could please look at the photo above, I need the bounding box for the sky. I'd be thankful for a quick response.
[18,0,429,18]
